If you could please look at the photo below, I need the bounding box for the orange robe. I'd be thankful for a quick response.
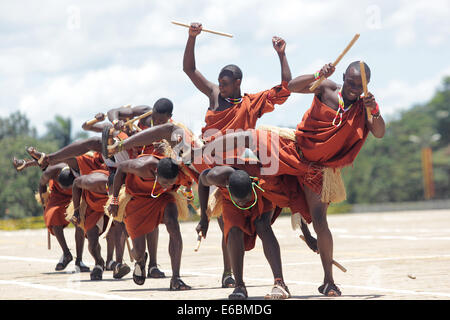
[44,180,72,235]
[124,155,193,240]
[82,169,110,234]
[190,82,290,179]
[76,152,107,175]
[243,95,370,219]
[295,96,369,168]
[220,185,274,251]
[201,82,290,143]
[232,163,312,224]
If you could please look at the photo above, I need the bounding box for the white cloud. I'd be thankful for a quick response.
[376,67,450,116]
[385,0,450,48]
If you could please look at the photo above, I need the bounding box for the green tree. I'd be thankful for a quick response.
[43,115,72,148]
[44,115,89,148]
[0,111,60,219]
[0,111,36,140]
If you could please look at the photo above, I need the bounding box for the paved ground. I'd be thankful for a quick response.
[1,209,450,300]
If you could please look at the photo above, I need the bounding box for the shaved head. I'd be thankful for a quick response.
[153,98,173,116]
[219,64,243,81]
[157,157,179,180]
[345,61,371,80]
[57,168,75,188]
[228,170,252,199]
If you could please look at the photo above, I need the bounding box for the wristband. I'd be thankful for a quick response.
[313,70,321,80]
[370,103,380,115]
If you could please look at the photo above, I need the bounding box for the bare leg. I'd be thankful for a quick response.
[163,203,182,278]
[52,226,70,256]
[303,184,340,295]
[74,226,85,259]
[105,228,115,268]
[226,227,245,287]
[113,222,127,264]
[255,211,291,299]
[146,226,159,267]
[74,226,89,272]
[52,225,73,271]
[86,227,103,266]
[217,216,233,274]
[226,226,247,299]
[27,137,102,170]
[164,202,191,290]
[254,211,283,280]
[131,234,147,285]
[131,235,146,263]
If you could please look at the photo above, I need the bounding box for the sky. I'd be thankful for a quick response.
[0,0,449,137]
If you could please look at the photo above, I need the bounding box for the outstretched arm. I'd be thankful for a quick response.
[47,137,101,166]
[107,105,152,131]
[288,63,336,95]
[272,36,291,83]
[119,122,181,150]
[183,22,218,100]
[82,113,109,133]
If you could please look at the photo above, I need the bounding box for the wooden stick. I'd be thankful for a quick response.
[309,34,360,92]
[133,124,142,132]
[299,235,347,273]
[123,110,153,127]
[359,61,368,96]
[360,60,372,120]
[47,230,51,250]
[102,214,114,239]
[194,232,202,252]
[126,237,134,263]
[171,20,233,38]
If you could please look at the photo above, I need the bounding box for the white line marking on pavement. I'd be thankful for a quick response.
[179,271,450,298]
[0,280,138,300]
[338,235,450,241]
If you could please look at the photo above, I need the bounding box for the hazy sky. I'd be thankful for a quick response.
[1,0,449,137]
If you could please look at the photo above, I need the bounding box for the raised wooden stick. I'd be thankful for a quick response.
[310,34,360,92]
[299,235,347,273]
[171,20,233,38]
[194,232,202,252]
[360,60,372,120]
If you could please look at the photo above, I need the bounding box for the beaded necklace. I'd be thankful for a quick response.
[224,97,243,105]
[227,176,265,210]
[332,87,357,127]
[150,176,167,198]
